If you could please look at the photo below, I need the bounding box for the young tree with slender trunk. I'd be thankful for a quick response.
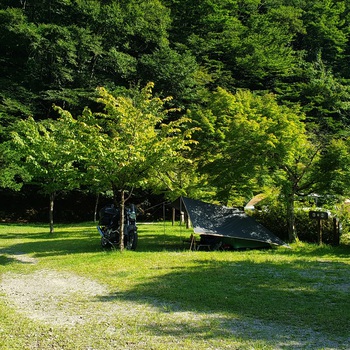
[4,114,81,233]
[192,88,320,242]
[60,83,196,250]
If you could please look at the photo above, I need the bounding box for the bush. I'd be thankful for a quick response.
[294,210,335,244]
[251,200,349,245]
[249,205,289,242]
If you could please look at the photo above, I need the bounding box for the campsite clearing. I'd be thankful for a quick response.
[0,222,349,349]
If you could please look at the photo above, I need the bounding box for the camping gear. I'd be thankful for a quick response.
[173,197,288,250]
[97,204,138,250]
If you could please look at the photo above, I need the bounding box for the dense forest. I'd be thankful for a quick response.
[1,0,350,242]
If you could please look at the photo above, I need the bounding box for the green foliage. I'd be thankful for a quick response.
[192,88,310,202]
[300,0,348,64]
[0,142,31,191]
[314,136,350,197]
[72,83,195,197]
[0,0,173,120]
[234,8,299,89]
[2,113,83,232]
[294,209,336,244]
[278,56,350,133]
[249,195,289,242]
[252,189,350,245]
[191,87,324,241]
[1,0,350,136]
[8,116,81,195]
[139,46,201,108]
[334,203,350,244]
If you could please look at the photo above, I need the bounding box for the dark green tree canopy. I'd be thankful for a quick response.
[0,0,173,119]
[2,0,350,133]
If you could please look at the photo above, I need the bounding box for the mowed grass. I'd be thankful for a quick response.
[0,221,349,349]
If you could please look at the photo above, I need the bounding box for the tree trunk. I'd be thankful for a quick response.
[286,192,297,242]
[119,190,125,252]
[49,192,55,234]
[172,207,175,226]
[94,193,100,223]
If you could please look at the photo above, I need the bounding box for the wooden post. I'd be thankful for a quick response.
[180,211,185,224]
[317,219,322,245]
[184,211,191,229]
[309,211,328,245]
[186,214,191,229]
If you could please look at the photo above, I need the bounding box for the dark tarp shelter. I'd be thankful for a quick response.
[172,197,288,250]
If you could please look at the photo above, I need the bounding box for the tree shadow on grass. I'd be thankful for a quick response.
[0,222,98,239]
[276,244,350,259]
[0,229,183,264]
[0,222,106,260]
[0,237,102,262]
[136,314,347,350]
[0,255,19,265]
[136,233,185,252]
[96,258,350,344]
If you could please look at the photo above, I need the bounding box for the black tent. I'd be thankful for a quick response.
[173,197,288,250]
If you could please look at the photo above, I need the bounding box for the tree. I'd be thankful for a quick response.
[0,7,40,121]
[192,88,319,241]
[0,0,172,123]
[165,0,302,91]
[314,136,350,198]
[139,46,201,109]
[299,0,348,66]
[277,55,350,135]
[64,83,195,250]
[0,140,31,192]
[5,114,82,233]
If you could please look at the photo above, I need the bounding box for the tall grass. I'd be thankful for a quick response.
[0,221,349,349]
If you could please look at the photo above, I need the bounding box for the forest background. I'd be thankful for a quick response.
[1,0,350,244]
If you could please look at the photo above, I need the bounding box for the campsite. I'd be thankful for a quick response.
[0,221,349,349]
[1,1,350,348]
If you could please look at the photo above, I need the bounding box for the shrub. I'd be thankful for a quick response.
[251,199,349,245]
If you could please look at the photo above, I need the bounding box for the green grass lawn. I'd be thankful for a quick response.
[0,221,349,349]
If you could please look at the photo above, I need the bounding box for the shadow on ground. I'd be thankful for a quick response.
[96,256,350,341]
